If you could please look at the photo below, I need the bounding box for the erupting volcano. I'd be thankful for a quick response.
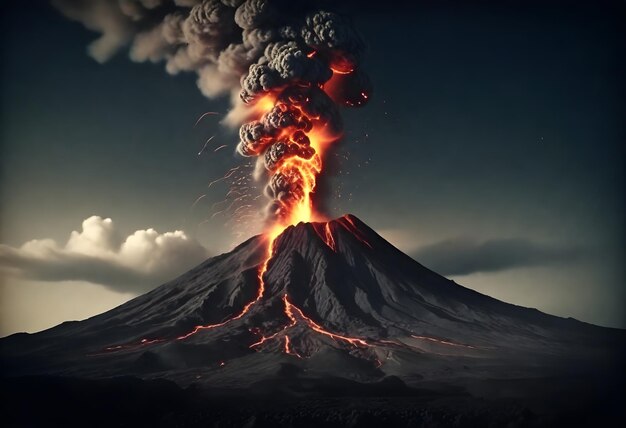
[2,215,625,427]
[1,214,623,391]
[3,1,625,426]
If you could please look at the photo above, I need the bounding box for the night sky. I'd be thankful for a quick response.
[1,0,624,335]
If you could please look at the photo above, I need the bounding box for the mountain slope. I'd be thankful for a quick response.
[1,215,623,387]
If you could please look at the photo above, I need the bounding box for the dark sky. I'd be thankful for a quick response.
[1,0,624,334]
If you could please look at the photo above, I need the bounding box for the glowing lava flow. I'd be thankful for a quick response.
[283,336,302,358]
[283,294,369,348]
[324,222,337,251]
[248,293,370,358]
[176,232,278,341]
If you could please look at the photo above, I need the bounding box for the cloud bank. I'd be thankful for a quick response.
[0,216,209,292]
[412,237,583,277]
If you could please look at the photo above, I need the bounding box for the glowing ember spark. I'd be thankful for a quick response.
[190,194,206,210]
[198,135,215,156]
[194,112,219,128]
[208,167,239,188]
[213,144,229,152]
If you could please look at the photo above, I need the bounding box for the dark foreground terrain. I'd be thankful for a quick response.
[2,369,624,427]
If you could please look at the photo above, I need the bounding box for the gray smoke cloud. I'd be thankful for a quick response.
[53,0,371,221]
[412,237,585,277]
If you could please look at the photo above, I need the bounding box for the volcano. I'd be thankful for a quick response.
[1,215,624,426]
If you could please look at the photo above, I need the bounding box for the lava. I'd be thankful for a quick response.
[323,222,337,251]
[283,294,369,348]
[249,330,281,349]
[176,231,277,341]
[311,221,337,251]
[283,336,302,358]
[247,292,370,358]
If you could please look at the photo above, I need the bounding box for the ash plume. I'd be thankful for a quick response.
[53,0,371,223]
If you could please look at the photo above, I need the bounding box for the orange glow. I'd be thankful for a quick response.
[268,110,341,228]
[255,93,276,115]
[329,55,355,75]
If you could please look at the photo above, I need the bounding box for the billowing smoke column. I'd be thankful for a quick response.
[53,0,371,226]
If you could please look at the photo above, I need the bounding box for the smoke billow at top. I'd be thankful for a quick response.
[53,0,371,224]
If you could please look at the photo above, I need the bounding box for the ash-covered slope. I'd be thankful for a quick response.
[1,215,623,387]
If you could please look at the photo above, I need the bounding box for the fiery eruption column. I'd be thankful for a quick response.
[235,13,371,227]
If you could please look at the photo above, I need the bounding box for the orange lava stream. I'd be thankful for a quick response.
[282,294,369,348]
[249,292,370,358]
[283,336,302,358]
[176,233,277,341]
[324,222,336,251]
[249,330,281,348]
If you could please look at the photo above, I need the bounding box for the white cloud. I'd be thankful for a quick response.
[0,216,210,292]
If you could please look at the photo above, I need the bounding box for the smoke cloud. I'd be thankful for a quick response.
[0,216,209,292]
[52,0,371,222]
[412,237,584,277]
